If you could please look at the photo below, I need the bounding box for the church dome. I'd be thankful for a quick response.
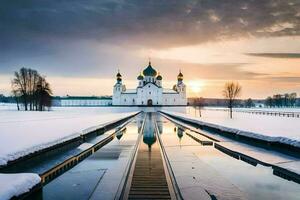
[137,73,144,80]
[142,62,158,77]
[116,70,122,78]
[116,70,122,81]
[177,70,183,80]
[157,72,162,80]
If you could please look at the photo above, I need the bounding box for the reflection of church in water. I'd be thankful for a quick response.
[116,113,185,149]
[134,113,164,149]
[142,114,161,149]
[136,113,184,149]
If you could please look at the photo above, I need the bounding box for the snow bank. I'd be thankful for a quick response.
[0,107,139,166]
[161,110,300,149]
[0,173,41,200]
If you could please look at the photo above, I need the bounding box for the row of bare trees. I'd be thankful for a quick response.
[11,68,52,111]
[265,93,297,107]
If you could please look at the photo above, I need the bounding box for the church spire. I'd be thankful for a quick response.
[177,69,183,81]
[116,69,122,83]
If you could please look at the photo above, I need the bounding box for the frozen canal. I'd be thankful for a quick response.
[41,112,300,200]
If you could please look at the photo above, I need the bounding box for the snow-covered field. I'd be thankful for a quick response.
[163,107,300,146]
[0,104,138,166]
[0,173,41,200]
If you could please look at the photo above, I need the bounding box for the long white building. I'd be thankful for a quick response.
[52,96,112,107]
[112,62,187,106]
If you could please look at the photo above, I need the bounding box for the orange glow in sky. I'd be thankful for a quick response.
[1,1,300,99]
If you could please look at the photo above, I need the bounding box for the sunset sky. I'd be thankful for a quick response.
[0,0,300,98]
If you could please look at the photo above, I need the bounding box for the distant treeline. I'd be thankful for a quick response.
[188,97,259,107]
[0,94,15,103]
[10,68,53,111]
[265,93,298,107]
[188,94,300,108]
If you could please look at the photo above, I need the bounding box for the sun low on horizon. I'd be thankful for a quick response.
[186,80,206,96]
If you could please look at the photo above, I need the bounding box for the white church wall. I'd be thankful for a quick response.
[137,83,163,105]
[120,93,137,105]
[112,84,122,105]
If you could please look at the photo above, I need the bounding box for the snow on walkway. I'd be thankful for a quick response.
[0,173,41,200]
[0,106,138,166]
[199,108,300,141]
[162,108,300,148]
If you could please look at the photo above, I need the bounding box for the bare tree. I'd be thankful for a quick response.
[273,94,283,107]
[27,69,39,110]
[265,97,273,107]
[194,97,204,117]
[289,93,297,107]
[11,82,20,111]
[12,68,29,110]
[36,76,52,111]
[245,98,254,108]
[11,68,52,111]
[222,82,242,119]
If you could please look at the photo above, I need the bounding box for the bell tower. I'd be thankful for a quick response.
[113,70,123,105]
[176,70,187,105]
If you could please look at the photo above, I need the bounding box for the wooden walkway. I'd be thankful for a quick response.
[128,125,171,199]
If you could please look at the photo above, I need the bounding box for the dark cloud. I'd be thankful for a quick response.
[1,0,299,49]
[245,53,300,58]
[0,0,299,77]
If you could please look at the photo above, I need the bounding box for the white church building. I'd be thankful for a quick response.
[112,62,187,106]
